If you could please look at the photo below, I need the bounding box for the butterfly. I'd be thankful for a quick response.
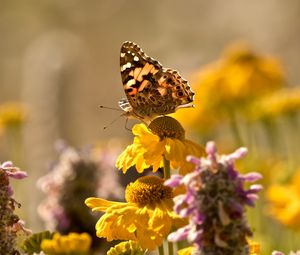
[119,41,195,123]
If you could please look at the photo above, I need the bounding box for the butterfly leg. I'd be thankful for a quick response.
[124,118,132,131]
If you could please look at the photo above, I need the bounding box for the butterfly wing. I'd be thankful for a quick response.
[120,41,194,119]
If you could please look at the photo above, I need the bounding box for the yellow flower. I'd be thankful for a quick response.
[174,42,286,133]
[85,176,184,251]
[116,116,205,174]
[266,170,300,230]
[177,246,195,255]
[0,102,27,130]
[107,240,144,255]
[40,232,91,255]
[247,87,300,120]
[248,240,260,255]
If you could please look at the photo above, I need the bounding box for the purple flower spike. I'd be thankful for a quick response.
[186,155,201,166]
[272,251,300,255]
[240,172,263,182]
[245,194,259,206]
[1,161,28,179]
[168,225,191,242]
[164,174,182,187]
[226,147,248,161]
[2,163,28,181]
[167,141,262,255]
[7,170,28,179]
[1,161,13,168]
[0,161,29,254]
[205,141,217,162]
[249,184,263,193]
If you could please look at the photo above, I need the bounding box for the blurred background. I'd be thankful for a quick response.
[1,0,300,254]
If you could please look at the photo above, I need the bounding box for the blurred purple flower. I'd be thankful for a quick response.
[165,141,262,255]
[272,251,300,255]
[1,161,27,180]
[37,141,124,249]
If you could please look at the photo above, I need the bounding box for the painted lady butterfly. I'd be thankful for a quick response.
[119,41,195,123]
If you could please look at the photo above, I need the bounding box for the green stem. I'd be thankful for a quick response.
[163,155,171,179]
[168,241,174,255]
[6,126,23,165]
[158,244,164,255]
[229,111,243,146]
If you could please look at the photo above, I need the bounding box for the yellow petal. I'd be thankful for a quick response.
[143,140,164,164]
[135,153,150,173]
[132,123,152,137]
[184,139,205,157]
[164,138,186,162]
[85,197,124,211]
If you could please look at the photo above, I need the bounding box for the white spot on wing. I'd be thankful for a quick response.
[121,62,132,71]
[120,53,125,57]
[126,79,136,87]
[133,56,139,61]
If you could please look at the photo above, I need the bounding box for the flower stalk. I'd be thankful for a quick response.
[168,240,174,255]
[159,244,165,255]
[163,155,171,179]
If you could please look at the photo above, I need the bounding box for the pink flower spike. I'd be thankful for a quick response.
[246,193,259,203]
[227,147,248,161]
[168,141,262,254]
[188,228,203,243]
[1,161,13,168]
[205,141,217,161]
[168,225,190,242]
[182,171,199,186]
[272,252,285,255]
[1,161,28,179]
[7,170,28,179]
[249,184,263,193]
[186,155,201,165]
[12,220,32,235]
[7,186,14,196]
[164,174,182,187]
[240,172,262,182]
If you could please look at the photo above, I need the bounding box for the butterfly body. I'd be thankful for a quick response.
[119,41,194,123]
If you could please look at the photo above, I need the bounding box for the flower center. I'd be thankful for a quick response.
[148,116,185,140]
[125,176,173,206]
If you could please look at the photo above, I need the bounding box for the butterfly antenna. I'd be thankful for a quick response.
[124,118,132,131]
[98,105,123,112]
[103,114,123,130]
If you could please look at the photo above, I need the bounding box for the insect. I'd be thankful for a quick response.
[119,41,195,124]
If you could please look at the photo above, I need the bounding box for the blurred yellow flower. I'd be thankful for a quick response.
[247,87,300,120]
[107,240,144,255]
[85,176,184,251]
[177,246,195,255]
[248,240,260,255]
[0,102,27,130]
[174,42,286,133]
[266,170,300,230]
[116,116,205,174]
[40,232,91,255]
